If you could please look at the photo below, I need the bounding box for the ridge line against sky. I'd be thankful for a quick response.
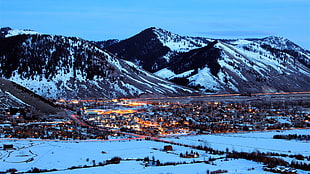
[1,0,310,49]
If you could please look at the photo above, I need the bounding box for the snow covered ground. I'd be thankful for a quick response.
[164,129,310,156]
[50,159,269,174]
[5,29,40,38]
[0,129,309,173]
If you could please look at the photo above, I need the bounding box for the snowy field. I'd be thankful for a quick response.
[164,129,310,156]
[50,160,268,174]
[0,129,309,174]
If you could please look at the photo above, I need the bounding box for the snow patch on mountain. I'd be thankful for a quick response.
[152,27,210,52]
[155,68,196,81]
[5,29,40,38]
[188,67,220,91]
[154,68,176,79]
[173,69,195,79]
[5,91,30,106]
[217,41,284,74]
[217,58,247,81]
[218,71,239,92]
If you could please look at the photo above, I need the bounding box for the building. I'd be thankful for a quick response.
[3,144,14,150]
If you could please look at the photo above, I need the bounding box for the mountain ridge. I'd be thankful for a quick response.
[100,27,310,94]
[0,29,200,99]
[1,26,310,98]
[101,27,212,72]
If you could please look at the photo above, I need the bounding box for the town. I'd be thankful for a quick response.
[1,93,309,140]
[1,93,310,173]
[82,93,310,136]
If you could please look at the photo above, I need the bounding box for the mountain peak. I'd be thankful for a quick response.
[0,33,198,99]
[137,27,173,38]
[143,26,168,32]
[141,27,211,52]
[261,36,305,51]
[262,36,289,44]
[101,27,212,72]
[0,27,40,38]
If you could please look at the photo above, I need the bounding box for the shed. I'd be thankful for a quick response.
[3,144,14,150]
[163,145,173,151]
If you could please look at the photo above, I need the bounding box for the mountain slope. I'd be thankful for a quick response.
[155,38,310,93]
[0,77,59,114]
[2,27,309,97]
[102,27,310,94]
[101,27,212,72]
[0,30,199,99]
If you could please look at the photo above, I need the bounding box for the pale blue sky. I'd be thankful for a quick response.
[1,0,310,49]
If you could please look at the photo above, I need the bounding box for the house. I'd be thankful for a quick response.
[3,144,14,150]
[163,145,173,151]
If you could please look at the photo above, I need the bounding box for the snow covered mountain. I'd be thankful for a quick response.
[155,39,310,93]
[0,28,199,99]
[1,27,309,97]
[101,27,310,93]
[100,27,212,72]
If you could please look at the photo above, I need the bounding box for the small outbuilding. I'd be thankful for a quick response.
[3,144,14,150]
[163,145,173,151]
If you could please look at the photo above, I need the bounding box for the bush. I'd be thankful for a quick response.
[107,156,122,164]
[6,168,17,174]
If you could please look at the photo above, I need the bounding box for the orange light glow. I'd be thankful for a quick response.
[121,101,151,107]
[71,100,79,104]
[85,109,137,115]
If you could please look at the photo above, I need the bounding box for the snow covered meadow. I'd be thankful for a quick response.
[164,129,310,156]
[0,129,309,174]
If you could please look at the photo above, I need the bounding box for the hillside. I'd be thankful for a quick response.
[102,27,212,72]
[101,27,310,93]
[0,77,59,114]
[0,29,199,99]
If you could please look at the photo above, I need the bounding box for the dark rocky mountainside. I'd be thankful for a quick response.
[0,77,59,115]
[0,30,199,99]
[101,27,211,72]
